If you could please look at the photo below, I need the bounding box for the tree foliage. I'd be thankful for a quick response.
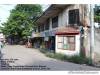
[1,4,42,40]
[94,6,100,22]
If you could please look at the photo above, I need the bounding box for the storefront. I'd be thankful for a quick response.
[44,36,55,52]
[31,32,42,48]
[42,30,56,52]
[55,27,80,56]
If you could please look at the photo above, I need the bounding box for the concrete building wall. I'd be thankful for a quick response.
[38,4,82,33]
[37,4,90,33]
[58,5,80,27]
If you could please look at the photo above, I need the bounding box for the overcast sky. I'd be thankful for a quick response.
[0,4,16,25]
[0,4,50,26]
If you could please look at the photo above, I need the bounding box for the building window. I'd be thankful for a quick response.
[38,26,40,32]
[68,9,79,25]
[38,25,44,32]
[40,24,44,32]
[57,36,75,50]
[45,19,50,30]
[57,36,63,49]
[52,16,58,28]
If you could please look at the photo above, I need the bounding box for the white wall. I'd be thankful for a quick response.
[55,34,80,56]
[58,5,80,27]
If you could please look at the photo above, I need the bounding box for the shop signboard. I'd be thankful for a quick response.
[51,29,57,36]
[45,31,49,37]
[40,32,45,37]
[44,37,49,41]
[44,30,57,37]
[32,32,41,37]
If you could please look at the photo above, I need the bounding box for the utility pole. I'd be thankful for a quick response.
[90,4,95,65]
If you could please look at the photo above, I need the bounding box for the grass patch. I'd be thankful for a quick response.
[40,49,90,65]
[40,48,48,53]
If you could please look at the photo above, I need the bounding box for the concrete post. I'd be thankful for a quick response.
[90,4,95,65]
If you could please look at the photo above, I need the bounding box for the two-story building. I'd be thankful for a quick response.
[32,4,90,57]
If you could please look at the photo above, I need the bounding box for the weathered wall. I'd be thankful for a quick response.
[58,5,80,27]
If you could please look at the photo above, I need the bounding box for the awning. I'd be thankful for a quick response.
[55,27,80,35]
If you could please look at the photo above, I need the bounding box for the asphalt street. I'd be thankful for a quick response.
[0,45,100,71]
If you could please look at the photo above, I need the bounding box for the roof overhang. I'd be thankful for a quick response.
[56,27,80,35]
[36,4,71,25]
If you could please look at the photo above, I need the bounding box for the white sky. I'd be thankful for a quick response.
[0,4,16,25]
[0,4,50,26]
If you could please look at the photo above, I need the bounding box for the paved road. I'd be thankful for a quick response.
[0,45,100,71]
[93,29,100,65]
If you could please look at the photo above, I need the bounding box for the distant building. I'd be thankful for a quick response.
[0,32,5,42]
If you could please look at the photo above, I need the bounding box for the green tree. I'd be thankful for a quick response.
[1,4,42,44]
[94,6,100,22]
